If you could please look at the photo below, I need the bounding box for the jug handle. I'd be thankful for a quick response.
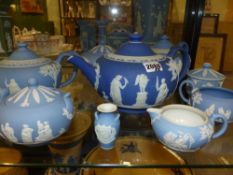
[167,42,191,81]
[210,114,228,139]
[56,51,79,88]
[178,79,195,105]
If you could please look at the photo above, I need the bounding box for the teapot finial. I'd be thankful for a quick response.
[203,63,212,69]
[129,33,143,42]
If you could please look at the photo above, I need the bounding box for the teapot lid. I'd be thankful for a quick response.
[0,42,51,68]
[115,33,155,56]
[188,63,225,81]
[5,78,63,108]
[153,35,173,49]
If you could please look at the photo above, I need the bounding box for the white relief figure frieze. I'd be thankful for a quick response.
[155,76,168,104]
[1,123,18,143]
[192,91,203,105]
[62,108,73,120]
[39,63,61,87]
[134,74,149,107]
[110,75,128,105]
[166,57,182,81]
[5,78,21,94]
[199,124,213,141]
[21,124,34,143]
[94,64,101,90]
[163,131,195,151]
[35,121,53,142]
[95,124,116,144]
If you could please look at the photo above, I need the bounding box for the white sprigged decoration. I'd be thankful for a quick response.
[62,108,73,120]
[8,86,60,107]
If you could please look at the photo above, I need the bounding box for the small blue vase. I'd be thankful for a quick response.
[94,103,120,150]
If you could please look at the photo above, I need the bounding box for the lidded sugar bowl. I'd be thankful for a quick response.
[180,62,225,89]
[0,78,74,146]
[0,42,77,94]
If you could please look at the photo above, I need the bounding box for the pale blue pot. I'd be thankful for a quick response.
[179,81,233,122]
[0,78,74,146]
[147,104,228,152]
[0,42,77,94]
[94,103,120,150]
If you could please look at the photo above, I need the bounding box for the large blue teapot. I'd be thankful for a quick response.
[67,33,191,113]
[0,42,77,94]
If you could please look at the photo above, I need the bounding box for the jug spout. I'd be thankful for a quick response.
[59,51,96,86]
[147,108,162,123]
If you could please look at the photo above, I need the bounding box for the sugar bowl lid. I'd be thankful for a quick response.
[188,63,225,81]
[6,78,63,108]
[0,42,51,68]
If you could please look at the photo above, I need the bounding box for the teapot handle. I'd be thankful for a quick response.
[167,42,191,81]
[178,79,195,104]
[210,114,228,139]
[56,51,79,88]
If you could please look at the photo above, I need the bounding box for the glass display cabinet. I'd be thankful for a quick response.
[1,0,233,175]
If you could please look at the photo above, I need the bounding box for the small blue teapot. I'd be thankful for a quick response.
[66,33,191,113]
[0,42,77,94]
[0,78,74,146]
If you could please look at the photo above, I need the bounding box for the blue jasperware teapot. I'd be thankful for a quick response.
[66,33,191,113]
[0,42,77,94]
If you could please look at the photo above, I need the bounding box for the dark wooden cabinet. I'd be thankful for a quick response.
[59,0,98,51]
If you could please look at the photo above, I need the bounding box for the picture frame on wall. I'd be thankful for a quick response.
[200,13,219,34]
[20,0,44,14]
[195,34,227,72]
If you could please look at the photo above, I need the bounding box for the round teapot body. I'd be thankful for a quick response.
[147,104,228,152]
[0,81,74,146]
[94,55,182,112]
[0,61,62,94]
[67,33,191,113]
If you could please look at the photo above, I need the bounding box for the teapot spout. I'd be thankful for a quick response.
[146,108,162,124]
[60,51,96,87]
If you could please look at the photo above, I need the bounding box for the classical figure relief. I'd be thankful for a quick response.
[95,125,116,144]
[155,77,168,104]
[134,74,149,107]
[94,64,101,90]
[135,74,149,93]
[110,75,128,105]
[21,124,34,143]
[5,79,21,94]
[1,123,18,143]
[35,121,53,142]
